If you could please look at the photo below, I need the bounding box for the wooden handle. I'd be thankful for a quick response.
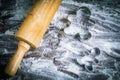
[4,41,30,76]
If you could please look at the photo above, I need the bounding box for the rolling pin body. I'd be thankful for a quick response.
[16,0,62,48]
[5,0,62,76]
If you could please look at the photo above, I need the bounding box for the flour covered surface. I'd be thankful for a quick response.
[0,0,120,80]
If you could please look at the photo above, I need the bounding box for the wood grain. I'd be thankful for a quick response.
[4,0,62,76]
[16,0,62,48]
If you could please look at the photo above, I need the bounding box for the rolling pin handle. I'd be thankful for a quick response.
[4,41,30,76]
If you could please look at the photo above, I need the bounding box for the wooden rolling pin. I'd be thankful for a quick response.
[5,0,62,76]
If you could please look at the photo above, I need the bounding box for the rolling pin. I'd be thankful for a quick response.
[5,0,62,76]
